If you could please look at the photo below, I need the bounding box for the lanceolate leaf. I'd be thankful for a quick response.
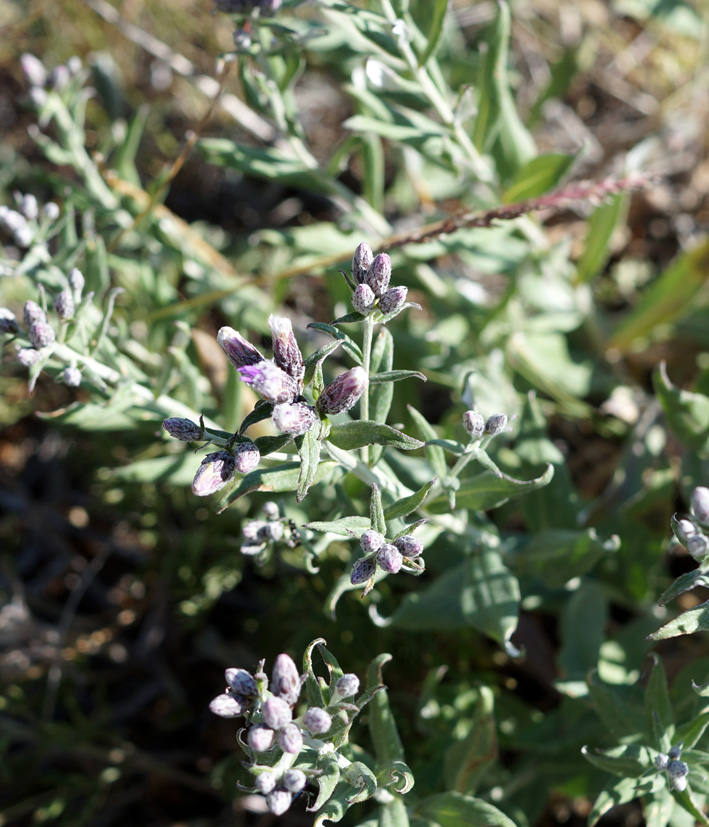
[328,421,425,451]
[369,370,427,384]
[307,322,363,363]
[296,425,322,502]
[417,0,449,66]
[303,339,343,387]
[407,404,447,480]
[647,599,709,641]
[427,464,554,511]
[383,478,437,521]
[305,516,371,537]
[415,792,517,827]
[653,362,709,452]
[218,460,339,510]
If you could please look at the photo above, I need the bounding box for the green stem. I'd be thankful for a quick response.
[360,314,375,464]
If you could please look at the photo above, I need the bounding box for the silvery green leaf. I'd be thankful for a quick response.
[369,370,426,384]
[303,339,342,387]
[383,479,436,521]
[217,460,340,510]
[328,421,425,451]
[304,516,371,537]
[295,425,322,502]
[306,322,363,363]
[427,464,554,511]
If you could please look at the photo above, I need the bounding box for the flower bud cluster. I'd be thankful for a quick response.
[671,486,709,561]
[0,190,62,250]
[349,243,410,319]
[463,409,509,440]
[350,527,425,594]
[209,651,363,816]
[189,440,261,497]
[654,743,689,792]
[239,501,303,559]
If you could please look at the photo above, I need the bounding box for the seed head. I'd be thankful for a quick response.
[248,724,275,752]
[691,487,709,526]
[379,286,408,316]
[218,326,265,370]
[352,242,373,284]
[262,696,292,730]
[238,360,298,405]
[163,417,203,442]
[317,366,368,415]
[269,315,304,388]
[376,544,403,574]
[485,413,508,436]
[271,654,301,706]
[29,321,55,349]
[394,535,423,558]
[0,308,19,334]
[54,290,74,320]
[271,401,318,435]
[277,723,303,754]
[191,451,236,497]
[303,706,332,735]
[366,253,391,297]
[209,693,245,718]
[360,529,385,555]
[350,556,377,586]
[234,441,260,474]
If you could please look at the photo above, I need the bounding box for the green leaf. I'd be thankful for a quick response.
[444,686,497,795]
[367,654,405,765]
[295,425,322,502]
[383,478,437,521]
[417,0,449,66]
[343,762,378,806]
[310,751,342,813]
[427,464,554,512]
[415,792,517,827]
[370,327,394,426]
[608,238,709,351]
[588,776,665,827]
[112,452,196,485]
[370,484,387,537]
[407,405,448,481]
[307,322,363,363]
[653,362,709,452]
[502,154,575,203]
[253,433,294,456]
[660,569,709,606]
[217,460,339,509]
[674,710,709,750]
[587,671,647,738]
[328,421,425,452]
[304,340,343,387]
[378,797,411,827]
[644,653,675,750]
[305,516,371,537]
[332,311,368,326]
[556,580,607,697]
[575,193,629,284]
[581,744,653,778]
[648,599,709,641]
[370,370,426,385]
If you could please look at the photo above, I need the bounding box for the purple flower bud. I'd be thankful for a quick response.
[360,529,385,555]
[62,366,82,387]
[23,300,46,326]
[255,771,278,795]
[16,346,41,367]
[225,667,258,697]
[366,253,391,297]
[317,367,368,416]
[271,402,318,436]
[29,87,47,108]
[463,410,485,438]
[379,286,408,316]
[163,417,203,442]
[282,769,307,794]
[485,414,508,436]
[29,321,55,349]
[262,696,292,729]
[269,315,304,388]
[209,692,245,718]
[19,194,38,221]
[691,487,709,525]
[54,291,74,320]
[266,790,292,816]
[394,535,423,558]
[68,268,85,296]
[192,451,236,497]
[668,759,689,780]
[238,360,298,405]
[50,64,70,90]
[263,501,280,519]
[271,654,301,705]
[21,54,47,88]
[668,745,683,760]
[687,535,709,560]
[303,707,332,735]
[67,56,82,75]
[655,753,670,771]
[217,326,265,370]
[42,202,60,221]
[14,224,33,248]
[352,242,374,284]
[234,441,260,474]
[335,673,360,698]
[376,544,403,574]
[0,308,19,333]
[264,521,284,541]
[248,724,275,752]
[277,723,303,754]
[671,775,687,792]
[352,283,375,315]
[350,556,376,586]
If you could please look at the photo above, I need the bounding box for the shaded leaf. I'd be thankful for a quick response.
[328,421,425,452]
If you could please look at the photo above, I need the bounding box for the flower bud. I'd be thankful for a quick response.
[360,529,385,555]
[668,745,683,760]
[352,242,373,284]
[16,346,41,367]
[303,707,332,735]
[50,64,70,90]
[238,360,298,405]
[262,501,280,520]
[209,692,245,718]
[376,544,403,574]
[687,535,709,561]
[266,790,292,816]
[163,417,203,442]
[255,771,278,795]
[269,315,304,388]
[334,674,360,698]
[243,520,268,541]
[248,724,275,752]
[217,326,265,370]
[282,769,307,794]
[271,401,317,436]
[225,667,258,697]
[691,487,709,526]
[264,521,284,541]
[366,253,391,297]
[234,441,260,474]
[670,775,687,792]
[379,286,407,316]
[14,224,33,248]
[29,87,47,108]
[62,366,82,387]
[262,696,292,730]
[23,300,46,326]
[29,321,55,349]
[350,556,376,586]
[672,515,698,545]
[317,367,368,415]
[0,308,19,333]
[668,759,689,780]
[277,723,303,754]
[191,451,236,497]
[19,194,38,221]
[68,268,85,296]
[655,753,670,771]
[54,290,74,320]
[21,53,47,88]
[485,413,508,436]
[463,410,485,439]
[352,283,375,315]
[271,654,301,706]
[394,535,423,558]
[42,202,60,221]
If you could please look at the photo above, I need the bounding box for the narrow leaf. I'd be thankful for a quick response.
[296,426,322,502]
[328,421,425,452]
[416,792,516,827]
[383,478,437,521]
[370,484,386,537]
